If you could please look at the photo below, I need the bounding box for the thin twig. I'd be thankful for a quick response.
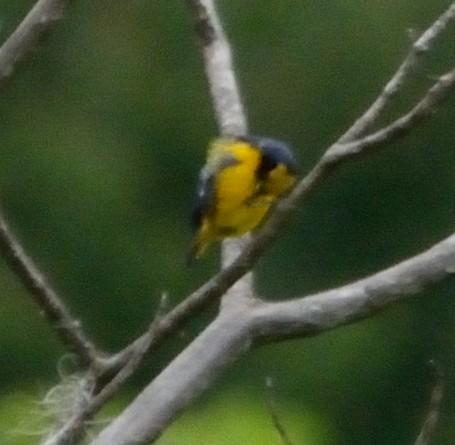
[41,292,172,440]
[265,377,295,445]
[414,361,445,445]
[338,0,455,143]
[88,293,171,413]
[0,0,71,92]
[0,210,99,366]
[326,68,455,164]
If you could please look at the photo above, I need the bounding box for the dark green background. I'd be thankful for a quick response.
[0,1,454,444]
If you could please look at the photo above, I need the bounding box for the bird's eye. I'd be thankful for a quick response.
[257,154,278,179]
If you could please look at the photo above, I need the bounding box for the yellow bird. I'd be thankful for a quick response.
[188,136,299,263]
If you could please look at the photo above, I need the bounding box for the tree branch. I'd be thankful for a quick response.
[251,235,455,341]
[185,0,248,137]
[89,231,455,445]
[0,0,71,92]
[338,0,455,143]
[0,0,103,368]
[0,210,100,365]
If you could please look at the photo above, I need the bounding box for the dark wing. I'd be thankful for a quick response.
[190,149,240,231]
[190,165,216,231]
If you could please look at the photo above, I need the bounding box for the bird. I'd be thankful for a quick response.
[187,136,299,263]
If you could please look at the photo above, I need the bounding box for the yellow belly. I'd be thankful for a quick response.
[213,198,272,237]
[213,155,271,236]
[188,139,295,261]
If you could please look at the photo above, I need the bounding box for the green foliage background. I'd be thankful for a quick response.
[0,1,455,444]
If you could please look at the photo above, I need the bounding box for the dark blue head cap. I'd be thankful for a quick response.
[239,136,300,176]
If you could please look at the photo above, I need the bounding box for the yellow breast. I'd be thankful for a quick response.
[211,141,267,235]
[188,137,297,262]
